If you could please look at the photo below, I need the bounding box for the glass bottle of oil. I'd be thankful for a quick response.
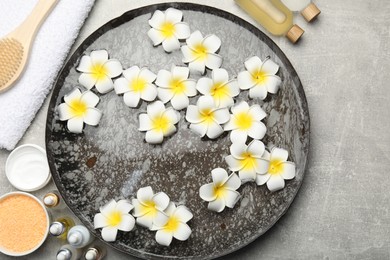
[49,216,75,240]
[43,190,66,209]
[235,0,304,43]
[281,0,321,22]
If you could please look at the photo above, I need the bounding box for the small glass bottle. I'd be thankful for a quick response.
[84,245,107,260]
[49,216,75,240]
[235,0,304,43]
[67,225,94,248]
[43,190,66,209]
[281,0,320,22]
[56,244,82,260]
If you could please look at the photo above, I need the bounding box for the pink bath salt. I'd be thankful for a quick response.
[0,194,48,253]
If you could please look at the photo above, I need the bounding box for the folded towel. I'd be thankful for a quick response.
[0,0,95,150]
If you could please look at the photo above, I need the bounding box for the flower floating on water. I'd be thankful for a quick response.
[237,56,281,100]
[224,101,267,143]
[156,65,197,110]
[114,66,157,107]
[94,199,135,242]
[196,68,239,108]
[185,95,230,139]
[77,50,122,94]
[199,168,241,212]
[181,30,223,74]
[148,8,191,52]
[139,101,180,144]
[57,88,102,134]
[256,147,296,192]
[151,202,193,246]
[225,140,270,183]
[132,186,170,229]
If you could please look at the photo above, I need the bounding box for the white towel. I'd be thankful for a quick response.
[0,0,95,150]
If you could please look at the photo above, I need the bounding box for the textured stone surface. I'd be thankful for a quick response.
[1,0,390,259]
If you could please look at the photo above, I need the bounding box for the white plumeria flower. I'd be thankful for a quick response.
[139,101,180,144]
[156,65,197,110]
[57,88,102,134]
[114,66,157,107]
[224,101,267,143]
[181,30,223,74]
[199,168,241,212]
[132,186,170,229]
[148,8,191,52]
[185,95,230,139]
[77,50,122,94]
[256,147,296,192]
[151,202,193,246]
[225,140,270,183]
[237,56,282,100]
[196,68,239,108]
[94,199,135,242]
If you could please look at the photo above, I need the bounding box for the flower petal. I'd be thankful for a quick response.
[83,108,102,126]
[95,76,114,94]
[186,30,203,48]
[174,205,193,223]
[254,158,270,174]
[173,22,190,39]
[196,77,213,95]
[148,28,165,46]
[224,189,240,208]
[100,199,117,215]
[266,75,282,94]
[198,95,215,112]
[104,59,122,78]
[183,80,197,96]
[91,50,109,65]
[116,200,134,214]
[80,91,99,108]
[94,213,108,229]
[58,103,73,121]
[189,123,207,137]
[226,80,240,97]
[248,104,267,121]
[244,56,262,76]
[205,53,223,70]
[224,118,236,131]
[202,34,221,53]
[139,68,157,83]
[249,85,268,100]
[165,8,183,23]
[67,117,84,133]
[172,66,189,80]
[147,101,165,118]
[231,101,249,115]
[208,198,225,213]
[141,83,158,101]
[189,59,206,74]
[123,66,140,81]
[64,88,82,104]
[239,168,256,182]
[224,173,241,191]
[157,88,174,103]
[213,108,230,124]
[230,142,247,159]
[271,147,289,162]
[118,214,135,232]
[156,230,173,246]
[262,58,279,75]
[171,94,189,110]
[164,202,177,216]
[181,45,196,63]
[149,10,165,29]
[114,77,130,94]
[153,192,170,211]
[185,106,202,123]
[137,186,154,204]
[266,174,285,192]
[280,161,296,180]
[206,121,224,139]
[139,113,153,131]
[212,68,228,84]
[225,155,242,172]
[255,173,271,186]
[131,199,144,217]
[136,214,154,229]
[101,226,118,242]
[124,92,141,107]
[155,69,172,88]
[173,223,192,241]
[146,130,164,144]
[247,140,265,158]
[162,37,180,52]
[77,55,92,73]
[211,168,229,186]
[230,129,248,143]
[163,107,180,124]
[153,210,170,228]
[238,71,256,90]
[199,183,217,202]
[78,73,97,90]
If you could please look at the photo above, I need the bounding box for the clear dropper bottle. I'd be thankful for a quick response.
[84,245,107,260]
[43,190,66,209]
[235,0,304,43]
[281,0,321,22]
[49,217,75,240]
[56,244,82,260]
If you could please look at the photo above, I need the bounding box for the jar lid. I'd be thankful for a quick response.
[286,24,304,44]
[5,144,51,191]
[301,3,321,22]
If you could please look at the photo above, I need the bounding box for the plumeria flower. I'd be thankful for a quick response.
[148,8,191,52]
[114,66,157,107]
[139,101,180,144]
[225,140,270,183]
[57,88,102,134]
[156,65,197,110]
[224,101,266,143]
[199,168,241,212]
[237,56,281,100]
[132,186,170,229]
[94,199,135,242]
[181,30,223,74]
[151,202,193,246]
[185,95,230,139]
[256,147,296,192]
[77,50,122,94]
[196,68,239,108]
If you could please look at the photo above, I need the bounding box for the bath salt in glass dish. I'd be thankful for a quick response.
[5,144,51,191]
[0,192,50,256]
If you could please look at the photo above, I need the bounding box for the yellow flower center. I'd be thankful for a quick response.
[152,115,170,133]
[91,63,107,80]
[211,82,229,100]
[268,160,284,175]
[69,99,87,117]
[193,44,208,60]
[240,152,256,170]
[160,22,175,38]
[170,78,186,94]
[131,77,147,92]
[213,185,226,198]
[234,112,253,130]
[164,216,179,232]
[200,109,215,124]
[141,200,158,216]
[107,211,122,227]
[253,71,267,84]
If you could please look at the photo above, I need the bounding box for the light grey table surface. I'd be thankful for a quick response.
[1,0,389,259]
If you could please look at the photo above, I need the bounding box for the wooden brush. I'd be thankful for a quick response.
[0,0,58,93]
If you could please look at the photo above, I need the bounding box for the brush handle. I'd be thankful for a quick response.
[10,0,58,44]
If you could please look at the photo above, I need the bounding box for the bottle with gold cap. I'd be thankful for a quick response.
[234,0,304,43]
[43,190,66,209]
[281,0,321,22]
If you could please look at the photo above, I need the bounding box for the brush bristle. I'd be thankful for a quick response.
[0,38,23,89]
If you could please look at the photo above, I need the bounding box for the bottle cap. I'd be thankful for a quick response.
[57,249,72,260]
[68,232,82,245]
[44,193,58,207]
[286,24,304,44]
[301,3,321,22]
[50,222,65,236]
[85,248,98,260]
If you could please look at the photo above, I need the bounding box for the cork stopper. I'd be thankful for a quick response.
[286,24,304,44]
[301,3,321,22]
